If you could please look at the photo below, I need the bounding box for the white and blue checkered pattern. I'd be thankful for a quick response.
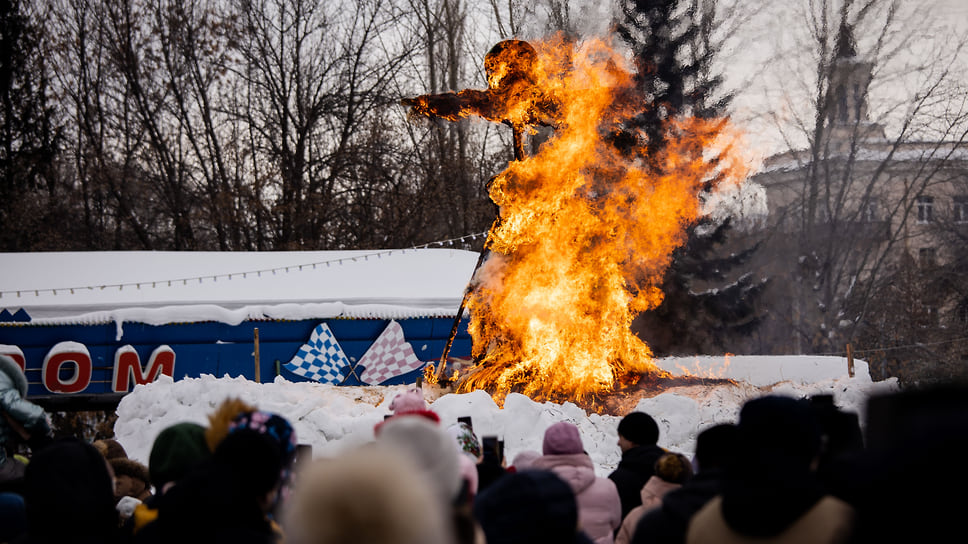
[284,323,350,384]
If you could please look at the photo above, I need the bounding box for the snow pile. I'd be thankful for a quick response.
[113,355,899,476]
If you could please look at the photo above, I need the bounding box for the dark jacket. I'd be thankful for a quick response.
[608,444,665,520]
[133,430,284,544]
[131,463,278,544]
[16,438,120,544]
[630,469,724,544]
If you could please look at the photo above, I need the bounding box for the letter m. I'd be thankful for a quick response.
[112,345,176,393]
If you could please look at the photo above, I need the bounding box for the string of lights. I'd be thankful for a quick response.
[816,335,968,357]
[0,231,489,299]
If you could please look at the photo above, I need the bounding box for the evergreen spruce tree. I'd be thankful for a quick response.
[615,0,767,355]
[0,0,61,250]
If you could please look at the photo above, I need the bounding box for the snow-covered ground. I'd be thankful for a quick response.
[113,354,899,477]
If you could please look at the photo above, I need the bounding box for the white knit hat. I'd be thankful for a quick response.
[375,416,463,504]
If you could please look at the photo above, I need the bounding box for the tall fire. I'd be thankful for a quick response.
[405,35,748,405]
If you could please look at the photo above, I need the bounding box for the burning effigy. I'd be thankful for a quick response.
[404,35,748,404]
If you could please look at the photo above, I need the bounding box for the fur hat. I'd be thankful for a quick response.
[375,416,463,504]
[617,411,659,446]
[93,438,128,461]
[283,445,453,544]
[149,422,211,488]
[205,397,258,452]
[653,452,693,484]
[110,457,150,486]
[542,422,584,455]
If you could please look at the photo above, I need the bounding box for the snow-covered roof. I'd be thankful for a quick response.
[756,141,968,175]
[0,249,480,325]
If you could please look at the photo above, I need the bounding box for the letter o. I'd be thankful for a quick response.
[43,351,92,393]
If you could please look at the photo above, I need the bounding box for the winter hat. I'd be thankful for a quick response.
[228,410,299,505]
[374,389,441,434]
[694,423,738,472]
[448,421,482,460]
[22,437,118,542]
[474,469,583,544]
[617,411,660,446]
[228,410,298,466]
[282,445,453,544]
[542,421,584,455]
[511,449,541,471]
[214,428,286,499]
[720,395,825,537]
[375,416,463,504]
[149,422,211,488]
[389,388,427,413]
[737,395,821,465]
[653,452,693,484]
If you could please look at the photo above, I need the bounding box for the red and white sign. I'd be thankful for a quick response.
[2,342,175,394]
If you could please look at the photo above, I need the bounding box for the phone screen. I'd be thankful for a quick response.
[482,435,503,462]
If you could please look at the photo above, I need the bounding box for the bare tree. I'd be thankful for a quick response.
[748,0,968,360]
[0,0,66,250]
[227,0,424,249]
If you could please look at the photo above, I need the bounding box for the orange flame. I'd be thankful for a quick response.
[407,35,748,404]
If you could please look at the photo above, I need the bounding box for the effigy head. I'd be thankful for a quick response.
[484,39,538,91]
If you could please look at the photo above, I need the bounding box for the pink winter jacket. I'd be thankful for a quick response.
[614,476,682,544]
[532,453,622,544]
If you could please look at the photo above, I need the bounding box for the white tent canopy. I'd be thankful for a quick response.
[0,249,479,325]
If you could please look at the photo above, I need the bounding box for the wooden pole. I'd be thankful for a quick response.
[254,328,261,383]
[437,129,524,381]
[846,343,855,378]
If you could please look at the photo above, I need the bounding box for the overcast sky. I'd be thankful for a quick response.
[722,0,968,161]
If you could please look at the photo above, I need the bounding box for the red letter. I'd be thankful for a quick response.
[43,342,92,394]
[112,345,176,392]
[0,346,25,372]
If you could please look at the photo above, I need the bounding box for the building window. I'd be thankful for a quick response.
[917,196,934,224]
[958,300,968,326]
[919,247,936,267]
[954,196,968,224]
[862,200,878,222]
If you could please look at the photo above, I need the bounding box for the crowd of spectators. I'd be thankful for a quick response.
[2,353,967,543]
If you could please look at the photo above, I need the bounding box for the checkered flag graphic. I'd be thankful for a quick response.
[358,320,426,385]
[283,323,350,385]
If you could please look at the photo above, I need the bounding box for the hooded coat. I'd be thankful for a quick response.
[607,444,665,520]
[0,355,50,470]
[531,453,621,544]
[614,476,681,544]
[629,469,724,544]
[685,396,854,544]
